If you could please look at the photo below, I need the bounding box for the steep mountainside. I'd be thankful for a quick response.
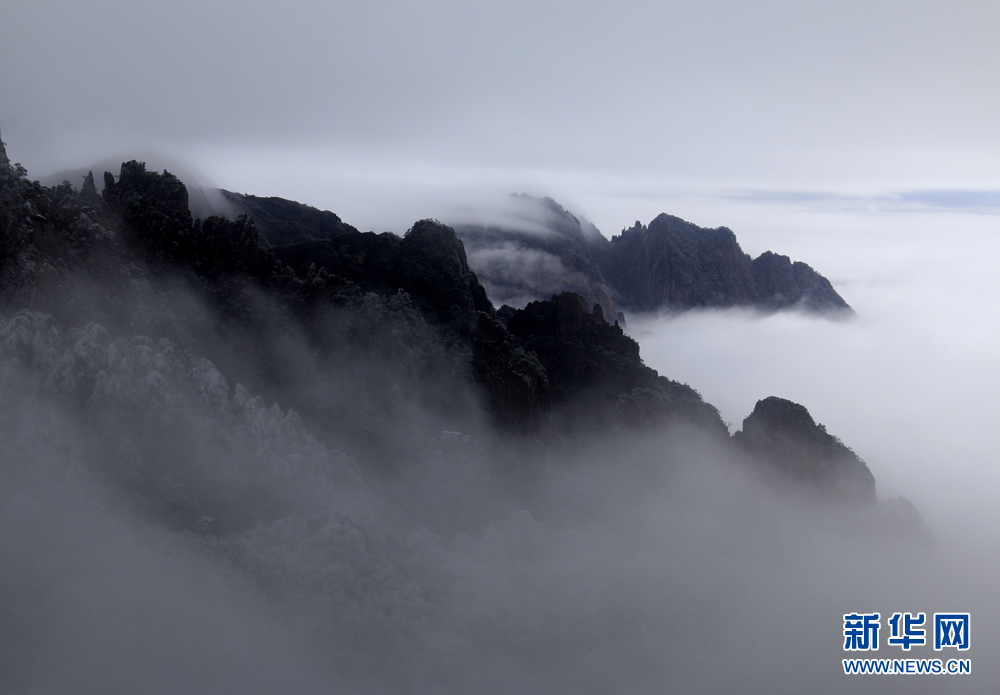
[0,146,872,502]
[451,197,851,316]
[599,216,758,311]
[750,251,850,312]
[600,214,851,313]
[0,156,722,439]
[504,292,725,433]
[220,190,361,248]
[734,396,876,503]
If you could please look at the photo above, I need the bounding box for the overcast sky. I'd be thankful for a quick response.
[2,0,999,233]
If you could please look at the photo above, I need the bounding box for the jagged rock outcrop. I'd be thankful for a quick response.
[79,171,101,205]
[507,293,640,404]
[271,219,492,337]
[103,161,193,265]
[751,251,851,312]
[0,148,767,442]
[219,190,360,247]
[471,311,552,428]
[452,198,851,317]
[101,161,262,282]
[733,396,876,503]
[0,142,847,460]
[599,214,852,314]
[0,132,920,540]
[504,292,727,432]
[599,215,759,311]
[398,220,494,336]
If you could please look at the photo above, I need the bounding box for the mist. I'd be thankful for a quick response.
[1,193,998,693]
[3,132,999,692]
[5,0,1000,231]
[1,312,991,694]
[626,197,1000,541]
[3,0,999,689]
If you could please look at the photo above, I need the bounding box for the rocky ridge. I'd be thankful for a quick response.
[0,147,879,505]
[219,190,361,248]
[454,198,851,317]
[734,396,876,503]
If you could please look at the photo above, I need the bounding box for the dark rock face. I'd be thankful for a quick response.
[599,215,852,314]
[733,396,876,503]
[271,219,491,337]
[599,215,758,311]
[219,190,360,248]
[751,251,851,312]
[0,144,866,496]
[508,293,641,404]
[504,292,728,433]
[79,171,100,204]
[103,161,193,265]
[101,161,262,287]
[453,198,851,317]
[399,220,493,337]
[471,311,551,428]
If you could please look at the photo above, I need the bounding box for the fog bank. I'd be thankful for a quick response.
[629,203,1000,551]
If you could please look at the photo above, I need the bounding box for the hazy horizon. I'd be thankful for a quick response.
[4,0,999,237]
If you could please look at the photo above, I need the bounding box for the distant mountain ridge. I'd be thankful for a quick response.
[601,214,851,313]
[454,196,851,317]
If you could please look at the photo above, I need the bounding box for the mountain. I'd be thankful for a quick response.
[451,197,852,317]
[598,215,757,311]
[219,190,361,248]
[0,145,934,694]
[751,250,850,312]
[733,396,876,503]
[0,149,872,504]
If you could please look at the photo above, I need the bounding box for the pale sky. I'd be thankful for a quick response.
[2,0,999,234]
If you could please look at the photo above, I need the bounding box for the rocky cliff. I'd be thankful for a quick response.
[733,396,876,503]
[505,292,727,433]
[600,214,851,313]
[452,198,851,316]
[220,190,360,248]
[0,147,875,502]
[600,215,758,311]
[751,251,851,312]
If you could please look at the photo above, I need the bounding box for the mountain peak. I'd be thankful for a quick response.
[734,396,876,503]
